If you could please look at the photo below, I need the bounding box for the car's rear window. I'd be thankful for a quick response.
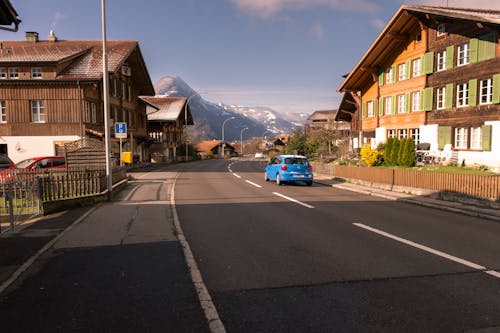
[284,158,309,165]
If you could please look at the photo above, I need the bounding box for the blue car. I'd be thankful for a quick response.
[264,155,313,186]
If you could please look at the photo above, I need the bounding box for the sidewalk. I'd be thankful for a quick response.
[314,174,500,222]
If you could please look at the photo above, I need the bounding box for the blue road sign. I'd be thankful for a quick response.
[115,122,127,138]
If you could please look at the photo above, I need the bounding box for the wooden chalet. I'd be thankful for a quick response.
[338,5,500,171]
[195,140,235,159]
[142,96,193,163]
[0,31,155,163]
[305,110,350,138]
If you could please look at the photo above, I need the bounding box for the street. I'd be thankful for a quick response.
[0,158,499,332]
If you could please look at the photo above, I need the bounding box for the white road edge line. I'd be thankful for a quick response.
[273,192,314,209]
[353,223,500,279]
[245,180,262,188]
[232,173,241,179]
[0,206,98,296]
[170,173,227,333]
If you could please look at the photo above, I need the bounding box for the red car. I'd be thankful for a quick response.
[0,156,65,182]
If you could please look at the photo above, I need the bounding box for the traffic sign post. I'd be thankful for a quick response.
[115,122,127,166]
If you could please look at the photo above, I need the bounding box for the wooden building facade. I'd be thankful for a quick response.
[338,5,500,171]
[0,31,155,163]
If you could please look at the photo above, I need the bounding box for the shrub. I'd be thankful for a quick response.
[384,138,395,165]
[360,145,383,167]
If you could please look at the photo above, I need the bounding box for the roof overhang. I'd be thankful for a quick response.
[0,0,20,32]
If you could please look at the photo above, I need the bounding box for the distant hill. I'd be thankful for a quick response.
[154,76,306,142]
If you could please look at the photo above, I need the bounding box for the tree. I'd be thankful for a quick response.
[285,127,307,155]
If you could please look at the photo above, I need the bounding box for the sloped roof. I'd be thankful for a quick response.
[307,110,337,121]
[0,38,155,95]
[142,97,193,124]
[338,5,500,92]
[195,140,235,152]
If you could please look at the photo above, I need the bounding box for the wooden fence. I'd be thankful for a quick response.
[312,163,500,201]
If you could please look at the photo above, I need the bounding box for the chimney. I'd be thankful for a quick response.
[48,30,57,42]
[25,31,39,43]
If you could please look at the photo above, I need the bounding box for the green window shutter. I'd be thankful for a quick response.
[482,125,492,151]
[362,102,367,118]
[468,79,477,106]
[405,92,411,113]
[378,71,384,86]
[392,95,397,115]
[405,60,411,80]
[423,52,434,74]
[438,126,452,149]
[446,45,455,70]
[392,65,397,83]
[493,74,500,104]
[379,97,384,116]
[470,38,479,63]
[445,83,454,109]
[478,33,496,61]
[423,87,434,111]
[373,99,377,117]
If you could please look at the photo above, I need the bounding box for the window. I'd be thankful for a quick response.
[385,67,393,84]
[110,78,116,97]
[410,128,420,143]
[388,129,396,138]
[411,91,420,112]
[367,101,374,117]
[457,42,470,66]
[470,127,482,150]
[0,68,6,79]
[31,100,46,123]
[397,94,406,114]
[91,103,97,123]
[480,78,493,105]
[0,100,5,123]
[436,87,446,110]
[437,50,446,71]
[8,67,18,79]
[456,83,469,107]
[398,63,406,81]
[454,127,468,149]
[85,101,91,122]
[398,129,407,139]
[128,85,132,102]
[412,58,421,77]
[385,97,393,115]
[31,68,42,79]
[437,24,446,37]
[122,82,127,100]
[415,33,422,43]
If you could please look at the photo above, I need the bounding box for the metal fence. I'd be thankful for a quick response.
[312,163,500,201]
[0,167,127,233]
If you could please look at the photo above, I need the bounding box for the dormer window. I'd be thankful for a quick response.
[31,67,42,79]
[437,24,446,37]
[8,67,18,79]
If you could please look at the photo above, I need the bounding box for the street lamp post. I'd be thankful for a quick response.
[184,93,199,162]
[221,116,235,157]
[240,127,248,156]
[101,0,112,201]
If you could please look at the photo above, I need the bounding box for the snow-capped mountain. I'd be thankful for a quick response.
[154,76,305,142]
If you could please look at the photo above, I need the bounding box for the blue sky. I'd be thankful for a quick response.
[3,0,499,115]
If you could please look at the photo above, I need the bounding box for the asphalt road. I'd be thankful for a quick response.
[175,158,500,333]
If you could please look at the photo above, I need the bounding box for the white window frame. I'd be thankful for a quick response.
[385,97,393,115]
[480,78,493,105]
[436,87,446,110]
[85,101,91,123]
[31,67,42,79]
[31,100,46,123]
[0,100,6,123]
[411,91,420,112]
[456,83,469,108]
[437,50,446,72]
[437,24,446,37]
[454,127,468,149]
[388,129,396,138]
[412,58,421,77]
[8,67,18,79]
[0,68,6,79]
[397,94,405,114]
[398,63,406,81]
[367,101,374,118]
[470,127,482,150]
[457,42,470,66]
[385,67,393,84]
[410,128,420,143]
[398,129,407,139]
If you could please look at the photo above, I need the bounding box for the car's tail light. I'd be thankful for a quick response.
[281,165,288,171]
[308,165,313,171]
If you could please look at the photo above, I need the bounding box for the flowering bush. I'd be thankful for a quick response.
[360,145,383,166]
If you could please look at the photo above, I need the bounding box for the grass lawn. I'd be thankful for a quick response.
[411,165,495,175]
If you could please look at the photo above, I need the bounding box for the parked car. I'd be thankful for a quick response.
[264,154,313,186]
[0,156,66,182]
[254,152,265,159]
[0,154,14,170]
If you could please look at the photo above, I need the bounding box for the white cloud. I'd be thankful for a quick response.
[310,23,326,40]
[371,19,385,30]
[411,0,500,10]
[51,11,67,30]
[229,0,380,19]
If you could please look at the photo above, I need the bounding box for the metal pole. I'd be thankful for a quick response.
[221,117,234,157]
[240,127,248,156]
[101,0,112,201]
[184,93,198,162]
